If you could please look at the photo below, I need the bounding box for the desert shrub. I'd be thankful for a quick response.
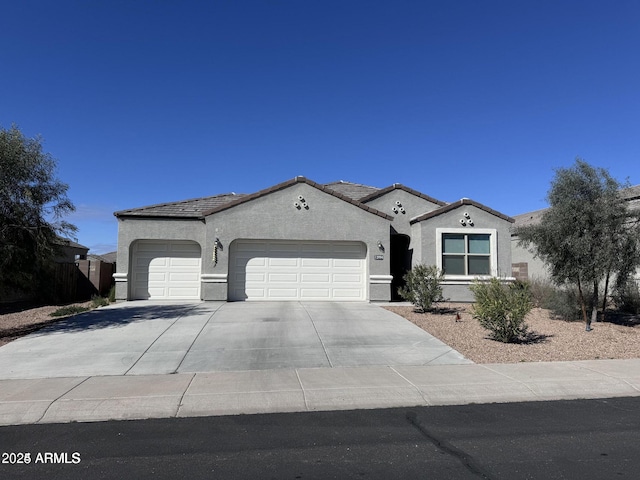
[470,278,533,343]
[398,264,445,313]
[108,285,116,303]
[91,295,109,308]
[528,277,558,309]
[612,279,640,314]
[49,305,90,317]
[546,286,594,321]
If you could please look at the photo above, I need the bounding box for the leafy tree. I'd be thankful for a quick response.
[0,125,76,299]
[516,159,640,330]
[398,264,445,312]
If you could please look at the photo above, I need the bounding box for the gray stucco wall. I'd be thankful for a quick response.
[511,236,550,281]
[204,182,393,301]
[114,217,206,300]
[411,204,513,302]
[363,190,441,237]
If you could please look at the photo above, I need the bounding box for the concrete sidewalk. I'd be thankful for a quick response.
[2,359,640,426]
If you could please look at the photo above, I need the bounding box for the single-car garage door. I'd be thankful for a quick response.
[229,240,367,301]
[131,240,201,300]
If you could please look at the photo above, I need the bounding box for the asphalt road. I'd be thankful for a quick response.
[1,397,639,479]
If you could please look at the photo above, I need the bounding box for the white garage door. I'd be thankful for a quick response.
[229,240,367,301]
[131,240,201,300]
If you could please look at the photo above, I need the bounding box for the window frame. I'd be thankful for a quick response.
[436,228,498,279]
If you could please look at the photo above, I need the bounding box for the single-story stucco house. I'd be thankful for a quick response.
[113,177,515,303]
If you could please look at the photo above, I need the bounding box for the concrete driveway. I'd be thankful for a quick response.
[0,301,470,379]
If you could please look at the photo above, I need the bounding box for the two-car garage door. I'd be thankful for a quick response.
[229,240,367,301]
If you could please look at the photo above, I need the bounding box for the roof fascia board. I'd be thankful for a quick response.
[359,183,447,206]
[410,198,514,224]
[202,176,394,220]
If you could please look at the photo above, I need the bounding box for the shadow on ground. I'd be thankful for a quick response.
[20,304,208,338]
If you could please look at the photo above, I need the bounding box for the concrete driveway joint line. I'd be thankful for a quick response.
[174,303,224,374]
[123,304,199,375]
[299,302,333,368]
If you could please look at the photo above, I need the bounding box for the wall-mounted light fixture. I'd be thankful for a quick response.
[377,240,385,252]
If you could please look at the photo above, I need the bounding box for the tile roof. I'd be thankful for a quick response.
[202,176,393,220]
[114,193,246,218]
[410,198,514,224]
[322,180,380,200]
[358,183,447,206]
[88,252,117,263]
[54,237,89,250]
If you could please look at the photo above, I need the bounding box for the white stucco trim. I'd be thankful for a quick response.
[201,273,228,283]
[113,273,128,282]
[369,274,393,284]
[436,228,498,277]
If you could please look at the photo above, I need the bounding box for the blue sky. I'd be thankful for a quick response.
[2,0,638,254]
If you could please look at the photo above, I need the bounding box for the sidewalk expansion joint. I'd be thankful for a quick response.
[35,376,91,424]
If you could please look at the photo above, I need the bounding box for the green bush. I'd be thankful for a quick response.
[49,305,90,317]
[398,264,445,312]
[91,295,109,308]
[108,285,116,303]
[470,278,533,343]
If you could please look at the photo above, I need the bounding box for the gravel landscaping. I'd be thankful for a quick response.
[385,303,640,364]
[0,302,93,347]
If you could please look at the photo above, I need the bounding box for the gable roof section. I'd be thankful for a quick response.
[114,193,246,218]
[323,180,380,200]
[410,198,514,224]
[203,176,393,220]
[358,183,447,206]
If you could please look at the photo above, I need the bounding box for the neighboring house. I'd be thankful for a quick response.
[511,184,640,282]
[54,238,89,263]
[114,177,514,303]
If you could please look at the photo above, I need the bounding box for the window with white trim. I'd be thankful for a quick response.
[436,228,497,277]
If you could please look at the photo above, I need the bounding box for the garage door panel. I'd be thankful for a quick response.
[301,273,330,283]
[301,289,331,298]
[333,273,362,283]
[269,273,298,283]
[301,258,331,267]
[267,288,298,298]
[333,259,363,268]
[229,240,366,301]
[169,272,199,282]
[132,240,201,300]
[170,257,200,267]
[268,258,298,267]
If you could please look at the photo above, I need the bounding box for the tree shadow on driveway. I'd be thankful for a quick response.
[21,303,210,338]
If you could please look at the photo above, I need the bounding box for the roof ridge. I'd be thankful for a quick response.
[324,180,380,189]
